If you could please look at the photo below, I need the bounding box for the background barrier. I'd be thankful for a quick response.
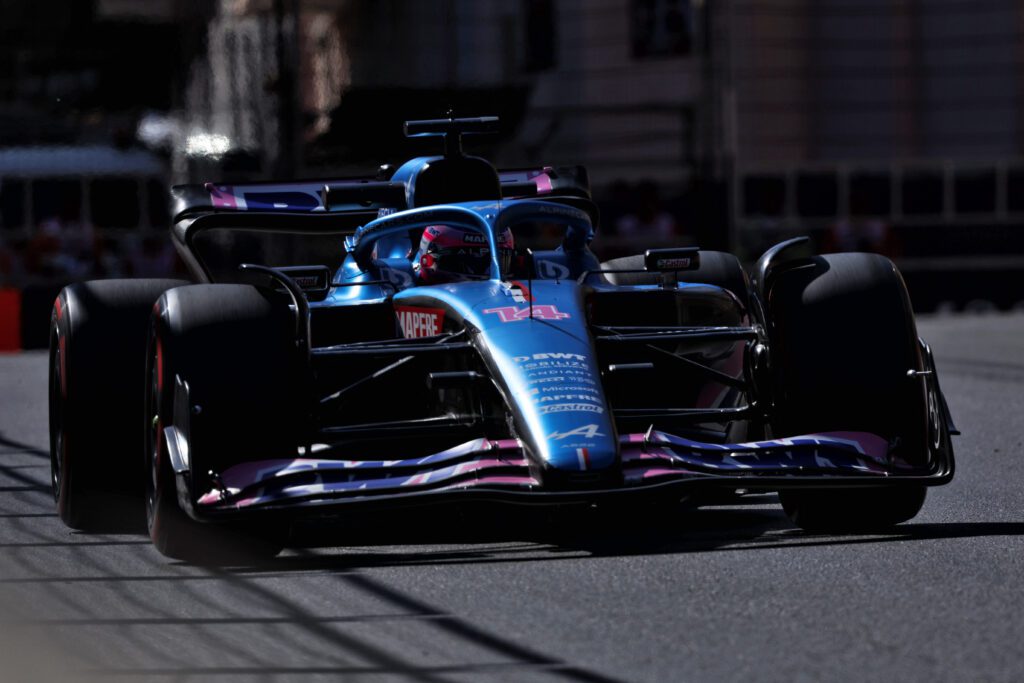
[0,289,21,352]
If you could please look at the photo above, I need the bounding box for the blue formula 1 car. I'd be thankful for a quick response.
[48,117,957,561]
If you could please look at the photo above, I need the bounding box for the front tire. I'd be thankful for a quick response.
[768,253,929,531]
[779,486,927,532]
[145,284,297,563]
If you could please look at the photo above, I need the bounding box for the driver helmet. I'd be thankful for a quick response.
[414,225,514,284]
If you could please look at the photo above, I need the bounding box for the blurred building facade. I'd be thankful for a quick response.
[3,0,1024,309]
[174,0,1024,304]
[331,0,703,187]
[309,0,716,252]
[161,0,717,251]
[727,0,1024,271]
[0,0,206,289]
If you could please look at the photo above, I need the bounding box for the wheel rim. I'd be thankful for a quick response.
[927,387,942,452]
[49,332,64,501]
[144,335,161,526]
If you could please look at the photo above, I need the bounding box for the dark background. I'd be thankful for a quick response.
[2,0,1023,329]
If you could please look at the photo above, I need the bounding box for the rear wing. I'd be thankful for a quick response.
[170,165,591,223]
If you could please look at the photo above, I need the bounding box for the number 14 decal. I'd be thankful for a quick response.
[482,306,571,322]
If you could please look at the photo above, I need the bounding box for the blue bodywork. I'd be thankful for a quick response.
[323,196,620,476]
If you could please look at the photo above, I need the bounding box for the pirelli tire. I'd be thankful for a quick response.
[767,252,930,531]
[600,251,750,304]
[145,284,298,563]
[49,278,188,531]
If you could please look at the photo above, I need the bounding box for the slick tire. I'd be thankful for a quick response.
[49,278,188,531]
[779,486,927,533]
[145,284,298,563]
[600,251,750,304]
[767,252,928,531]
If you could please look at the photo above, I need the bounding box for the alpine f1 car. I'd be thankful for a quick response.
[49,117,957,561]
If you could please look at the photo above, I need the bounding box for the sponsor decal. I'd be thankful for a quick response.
[534,394,602,403]
[540,384,597,393]
[463,233,488,244]
[515,352,586,362]
[525,367,591,375]
[483,305,570,322]
[576,447,591,470]
[525,368,593,379]
[549,424,605,440]
[395,306,445,339]
[538,403,604,414]
[537,260,571,280]
[291,275,322,289]
[656,257,692,270]
[520,361,589,372]
[534,203,583,218]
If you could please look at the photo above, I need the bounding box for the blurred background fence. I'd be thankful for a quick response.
[3,0,1024,348]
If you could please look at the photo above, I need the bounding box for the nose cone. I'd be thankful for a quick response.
[472,282,619,478]
[508,350,618,473]
[538,414,618,482]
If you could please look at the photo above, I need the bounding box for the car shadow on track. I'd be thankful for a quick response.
[223,498,1024,573]
[226,496,796,572]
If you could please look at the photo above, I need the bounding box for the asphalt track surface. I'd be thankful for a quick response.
[0,313,1022,682]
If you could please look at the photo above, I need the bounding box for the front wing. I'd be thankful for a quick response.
[177,430,954,520]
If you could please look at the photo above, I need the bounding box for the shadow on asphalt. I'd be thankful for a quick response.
[4,468,1022,683]
[219,505,1024,572]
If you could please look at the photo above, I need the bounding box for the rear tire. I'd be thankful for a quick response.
[49,279,188,531]
[768,253,929,531]
[145,284,297,563]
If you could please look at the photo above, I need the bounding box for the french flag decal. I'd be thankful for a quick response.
[576,448,591,470]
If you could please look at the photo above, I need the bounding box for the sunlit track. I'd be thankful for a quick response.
[0,314,1022,682]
